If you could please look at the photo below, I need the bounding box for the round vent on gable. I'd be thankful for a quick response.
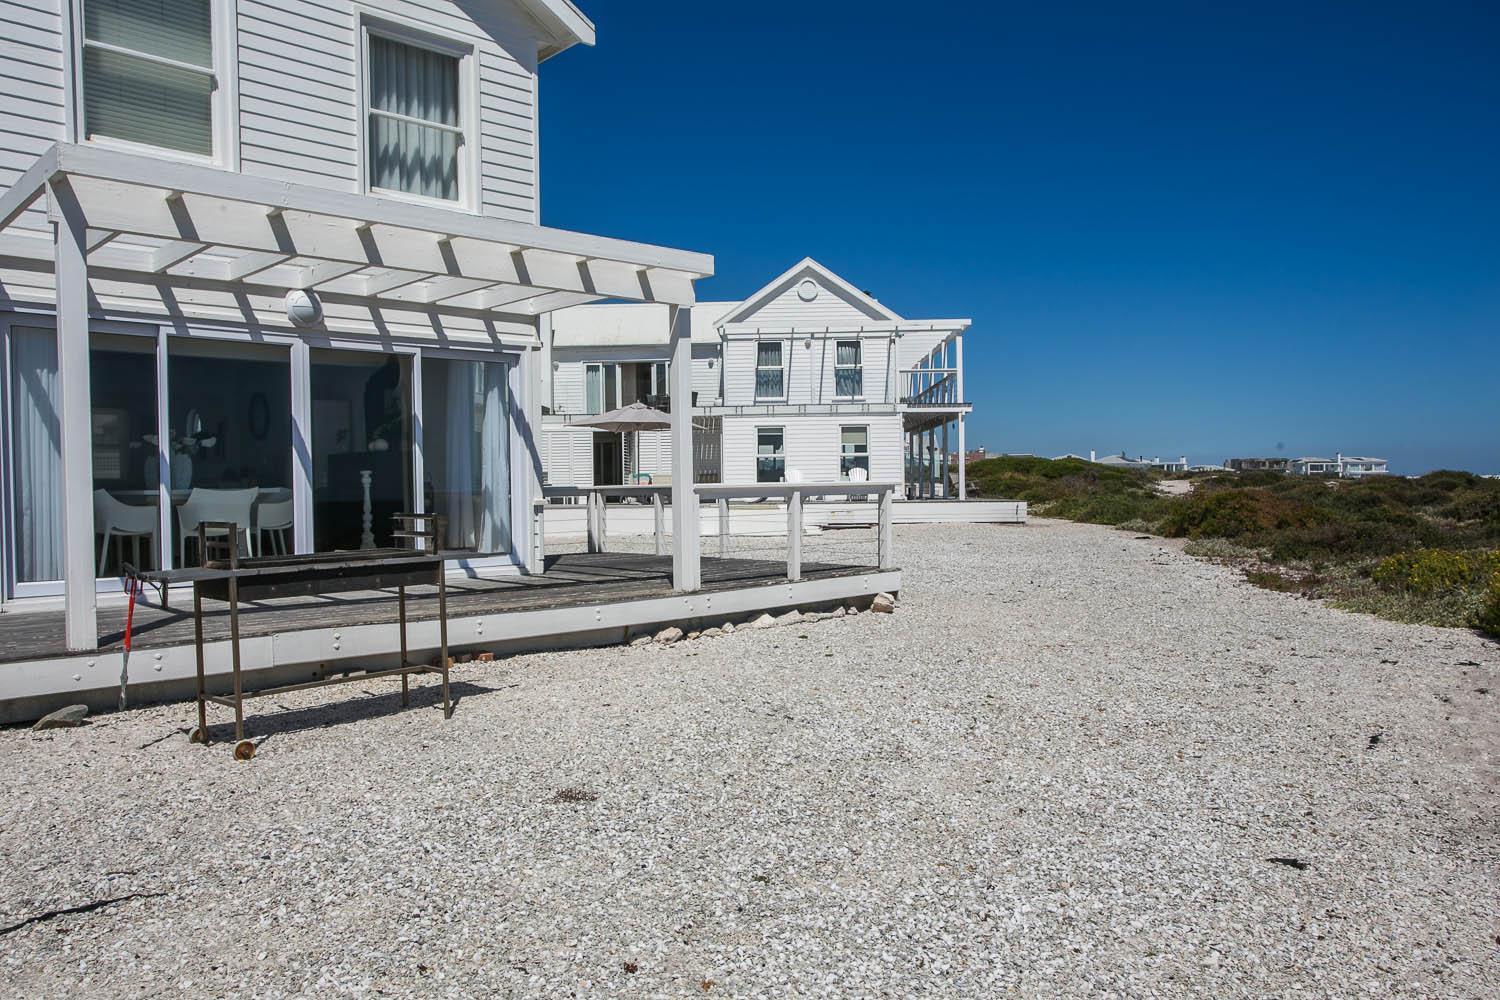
[796,278,820,302]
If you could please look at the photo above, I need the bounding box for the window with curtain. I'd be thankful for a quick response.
[584,363,617,414]
[840,426,870,480]
[756,427,784,483]
[367,33,464,202]
[755,342,785,400]
[834,340,863,398]
[81,0,216,156]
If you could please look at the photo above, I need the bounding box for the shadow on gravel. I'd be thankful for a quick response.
[190,680,495,747]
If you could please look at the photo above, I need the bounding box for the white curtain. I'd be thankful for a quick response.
[442,361,475,549]
[9,328,63,581]
[478,364,508,554]
[437,360,509,554]
[368,35,460,200]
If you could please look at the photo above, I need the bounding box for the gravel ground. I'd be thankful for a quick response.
[2,518,1497,998]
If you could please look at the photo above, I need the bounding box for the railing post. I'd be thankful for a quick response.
[878,487,894,569]
[585,491,598,553]
[591,491,603,554]
[533,501,547,568]
[787,488,802,582]
[652,492,665,557]
[718,497,730,557]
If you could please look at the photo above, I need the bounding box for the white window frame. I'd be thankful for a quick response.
[754,340,788,402]
[839,424,870,481]
[357,12,481,213]
[755,426,785,483]
[833,339,864,400]
[64,0,240,169]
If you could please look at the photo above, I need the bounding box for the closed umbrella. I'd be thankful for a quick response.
[574,401,672,485]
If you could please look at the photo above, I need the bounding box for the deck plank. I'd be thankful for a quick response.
[0,553,875,663]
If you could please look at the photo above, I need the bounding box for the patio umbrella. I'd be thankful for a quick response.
[574,401,672,485]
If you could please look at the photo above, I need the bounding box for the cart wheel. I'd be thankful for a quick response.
[233,740,256,761]
[189,727,208,745]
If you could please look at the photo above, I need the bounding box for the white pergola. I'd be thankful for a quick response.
[0,143,710,649]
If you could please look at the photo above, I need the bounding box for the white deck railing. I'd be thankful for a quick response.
[898,366,962,407]
[534,482,897,584]
[694,482,897,581]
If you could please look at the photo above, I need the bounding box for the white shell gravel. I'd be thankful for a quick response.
[1,518,1496,997]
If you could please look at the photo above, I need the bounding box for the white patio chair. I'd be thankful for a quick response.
[255,497,294,555]
[178,487,258,566]
[849,467,869,482]
[94,489,158,575]
[786,468,803,483]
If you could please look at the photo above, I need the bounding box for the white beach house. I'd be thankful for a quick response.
[0,0,900,721]
[540,258,975,499]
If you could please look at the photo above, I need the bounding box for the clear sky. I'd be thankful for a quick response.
[538,2,1500,474]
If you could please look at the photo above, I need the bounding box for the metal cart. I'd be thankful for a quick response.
[132,514,451,760]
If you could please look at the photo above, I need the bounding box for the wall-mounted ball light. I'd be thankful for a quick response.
[285,289,322,329]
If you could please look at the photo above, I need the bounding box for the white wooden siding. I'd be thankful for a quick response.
[722,333,896,407]
[236,0,540,221]
[691,343,720,405]
[734,280,890,326]
[719,413,903,486]
[0,0,541,224]
[895,329,952,369]
[0,0,66,233]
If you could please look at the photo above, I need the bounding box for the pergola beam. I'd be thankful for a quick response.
[148,240,207,273]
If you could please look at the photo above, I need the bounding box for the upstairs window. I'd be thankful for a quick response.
[756,428,785,483]
[834,340,863,398]
[366,31,466,203]
[754,342,785,400]
[81,0,216,157]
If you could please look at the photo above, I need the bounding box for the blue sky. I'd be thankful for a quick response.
[538,2,1500,474]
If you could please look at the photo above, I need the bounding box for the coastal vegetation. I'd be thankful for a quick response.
[969,456,1500,633]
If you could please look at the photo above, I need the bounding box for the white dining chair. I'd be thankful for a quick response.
[255,498,294,555]
[93,490,158,575]
[178,487,258,566]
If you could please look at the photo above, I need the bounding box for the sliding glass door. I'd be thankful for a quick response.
[7,327,160,585]
[421,356,511,555]
[309,349,412,552]
[3,327,524,598]
[167,339,293,563]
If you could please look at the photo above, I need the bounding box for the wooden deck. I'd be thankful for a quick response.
[0,552,875,664]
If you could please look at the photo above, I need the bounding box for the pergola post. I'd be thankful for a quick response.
[49,179,98,651]
[955,333,967,500]
[668,305,700,591]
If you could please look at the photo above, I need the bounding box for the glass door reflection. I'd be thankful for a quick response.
[310,350,412,551]
[421,356,510,555]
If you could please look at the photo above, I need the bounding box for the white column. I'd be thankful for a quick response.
[955,333,966,500]
[289,339,314,554]
[941,419,950,499]
[50,180,97,650]
[668,305,700,591]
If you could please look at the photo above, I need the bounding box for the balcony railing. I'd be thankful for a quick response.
[898,367,963,407]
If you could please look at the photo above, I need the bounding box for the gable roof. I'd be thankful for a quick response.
[516,0,596,60]
[716,257,902,326]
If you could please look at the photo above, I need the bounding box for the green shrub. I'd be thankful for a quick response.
[1160,489,1323,540]
[1477,575,1500,635]
[1372,549,1500,594]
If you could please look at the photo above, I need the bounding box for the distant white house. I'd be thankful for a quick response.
[1080,451,1189,473]
[1288,454,1390,478]
[540,258,974,498]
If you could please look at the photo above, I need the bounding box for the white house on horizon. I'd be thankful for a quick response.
[538,258,975,499]
[1288,454,1390,478]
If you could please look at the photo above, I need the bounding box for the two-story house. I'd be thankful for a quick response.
[539,258,973,498]
[0,0,715,650]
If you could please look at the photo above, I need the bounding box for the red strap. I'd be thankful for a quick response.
[123,577,140,653]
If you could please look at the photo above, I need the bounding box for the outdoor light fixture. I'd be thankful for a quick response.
[284,289,322,329]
